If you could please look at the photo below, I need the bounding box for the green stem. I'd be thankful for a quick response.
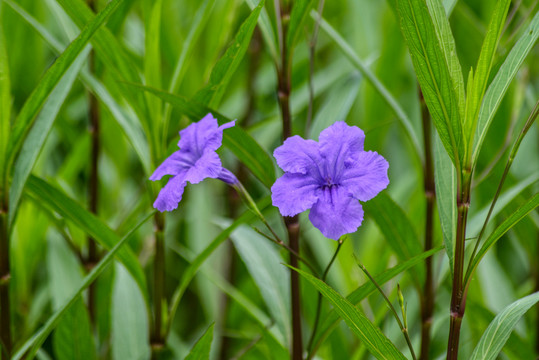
[356,259,417,360]
[151,212,165,358]
[0,202,11,360]
[306,238,342,353]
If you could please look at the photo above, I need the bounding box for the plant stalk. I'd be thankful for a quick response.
[419,90,435,360]
[151,211,165,357]
[275,0,302,358]
[447,169,471,360]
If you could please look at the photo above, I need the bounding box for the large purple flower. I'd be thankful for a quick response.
[271,121,389,239]
[150,113,237,212]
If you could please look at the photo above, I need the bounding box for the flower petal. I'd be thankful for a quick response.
[149,150,188,181]
[185,151,223,184]
[319,121,365,179]
[218,168,239,185]
[273,136,322,175]
[178,113,234,154]
[271,173,321,217]
[309,186,364,240]
[340,151,389,201]
[153,174,187,212]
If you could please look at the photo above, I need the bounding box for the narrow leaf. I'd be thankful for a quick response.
[12,213,154,360]
[396,0,462,166]
[111,263,150,360]
[244,0,278,62]
[25,176,147,297]
[470,292,539,360]
[465,0,511,147]
[434,133,456,277]
[473,10,539,164]
[466,193,539,285]
[185,323,214,360]
[193,0,263,108]
[287,0,313,51]
[128,84,276,188]
[0,23,10,181]
[9,46,90,227]
[6,0,123,171]
[311,245,444,356]
[291,266,407,360]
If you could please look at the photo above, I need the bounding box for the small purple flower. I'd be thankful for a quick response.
[150,113,237,212]
[271,121,389,239]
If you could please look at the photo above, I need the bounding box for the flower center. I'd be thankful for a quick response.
[321,176,338,189]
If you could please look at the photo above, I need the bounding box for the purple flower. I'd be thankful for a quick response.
[271,121,389,239]
[150,113,237,212]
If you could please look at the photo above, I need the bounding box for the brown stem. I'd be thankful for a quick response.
[275,0,302,358]
[0,196,11,359]
[447,170,471,360]
[86,0,100,319]
[419,90,435,360]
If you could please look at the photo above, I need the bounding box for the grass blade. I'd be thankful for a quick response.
[287,0,313,51]
[193,0,263,108]
[290,266,407,360]
[0,22,9,184]
[6,0,123,173]
[12,212,154,360]
[244,0,278,62]
[470,292,539,360]
[25,176,147,297]
[472,10,539,165]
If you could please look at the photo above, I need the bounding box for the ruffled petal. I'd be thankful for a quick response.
[340,151,389,201]
[271,173,321,217]
[273,136,322,175]
[185,151,223,184]
[178,113,234,154]
[308,186,364,240]
[153,174,187,212]
[149,150,189,181]
[319,121,365,180]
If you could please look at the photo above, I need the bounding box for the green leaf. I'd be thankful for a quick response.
[12,213,154,360]
[244,0,278,62]
[0,23,10,183]
[465,0,510,151]
[228,224,290,346]
[5,0,123,173]
[395,0,462,166]
[167,196,271,333]
[363,192,424,286]
[472,10,539,164]
[310,245,444,356]
[185,323,214,360]
[193,0,263,108]
[470,292,539,360]
[53,297,96,360]
[434,133,456,277]
[466,193,539,285]
[287,0,313,51]
[25,176,147,298]
[426,0,465,121]
[128,84,276,188]
[111,263,151,360]
[8,45,89,227]
[314,10,422,160]
[291,266,407,360]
